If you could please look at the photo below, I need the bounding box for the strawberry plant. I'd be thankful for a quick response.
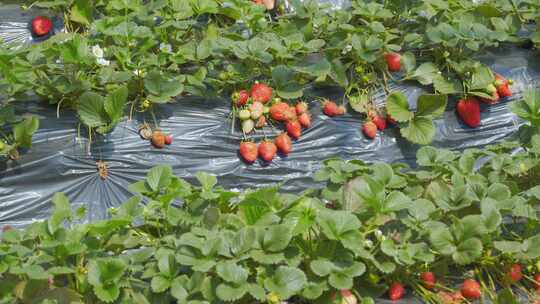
[0,0,533,150]
[0,138,539,303]
[0,106,39,160]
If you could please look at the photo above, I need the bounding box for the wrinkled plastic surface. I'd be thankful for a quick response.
[0,4,63,48]
[1,44,537,229]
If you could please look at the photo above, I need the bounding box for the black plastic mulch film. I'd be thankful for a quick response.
[0,5,538,233]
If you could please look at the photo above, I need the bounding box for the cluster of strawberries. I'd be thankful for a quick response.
[457,74,513,128]
[233,83,312,163]
[330,263,539,303]
[138,124,173,148]
[362,111,395,139]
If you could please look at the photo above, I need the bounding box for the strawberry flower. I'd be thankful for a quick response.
[92,45,110,66]
[159,43,172,53]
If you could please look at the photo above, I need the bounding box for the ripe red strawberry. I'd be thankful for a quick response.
[385,52,401,72]
[494,74,509,87]
[250,83,273,104]
[534,274,540,292]
[274,133,292,155]
[269,102,290,121]
[461,279,481,300]
[284,106,298,122]
[239,142,257,163]
[31,16,53,37]
[151,131,166,148]
[286,120,302,139]
[256,115,266,128]
[457,98,481,128]
[388,282,405,300]
[258,141,277,162]
[507,264,522,283]
[233,90,249,106]
[295,102,308,115]
[298,112,311,128]
[164,134,173,145]
[323,100,343,117]
[498,84,512,97]
[479,91,500,104]
[420,272,436,290]
[372,116,386,131]
[362,121,377,139]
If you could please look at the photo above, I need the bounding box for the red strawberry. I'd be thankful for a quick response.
[164,134,173,145]
[298,112,311,128]
[479,91,500,104]
[420,272,436,290]
[388,282,405,300]
[461,279,481,300]
[151,131,166,148]
[233,90,249,106]
[362,121,377,139]
[256,115,266,128]
[494,74,508,87]
[258,141,277,162]
[284,106,298,122]
[507,264,522,283]
[275,133,292,155]
[323,100,342,117]
[498,84,512,97]
[385,52,401,72]
[372,116,387,131]
[269,102,290,121]
[286,120,302,139]
[251,83,273,104]
[534,274,540,292]
[457,98,481,128]
[239,142,258,163]
[295,102,308,115]
[31,16,53,37]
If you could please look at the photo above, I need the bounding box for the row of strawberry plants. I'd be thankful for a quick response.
[0,0,537,156]
[1,133,540,303]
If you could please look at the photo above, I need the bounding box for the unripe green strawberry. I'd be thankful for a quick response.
[239,109,251,120]
[242,119,255,133]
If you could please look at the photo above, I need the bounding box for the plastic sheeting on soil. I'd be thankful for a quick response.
[1,44,538,229]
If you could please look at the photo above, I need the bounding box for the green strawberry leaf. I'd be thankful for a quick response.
[104,85,128,123]
[400,117,436,145]
[146,165,173,192]
[410,62,439,85]
[264,266,307,299]
[386,91,412,122]
[13,116,39,148]
[78,92,107,128]
[416,94,447,118]
[453,238,482,265]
